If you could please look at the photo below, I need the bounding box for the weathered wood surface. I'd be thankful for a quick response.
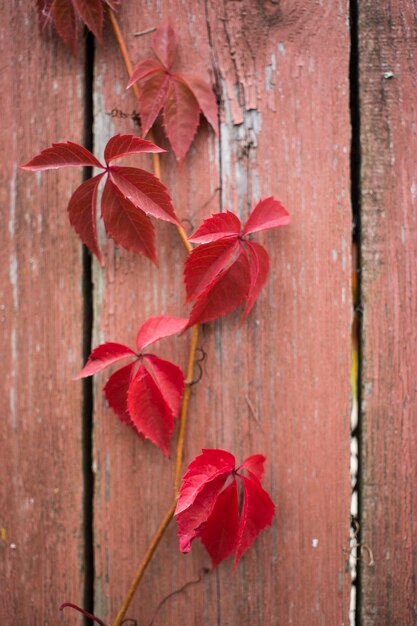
[0,3,85,624]
[359,2,417,624]
[93,2,352,624]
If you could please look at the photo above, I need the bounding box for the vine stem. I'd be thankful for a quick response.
[107,9,199,626]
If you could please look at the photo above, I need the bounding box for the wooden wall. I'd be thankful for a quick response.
[1,1,415,625]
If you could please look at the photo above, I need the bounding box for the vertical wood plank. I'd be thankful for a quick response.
[359,2,417,623]
[93,2,352,624]
[0,3,86,624]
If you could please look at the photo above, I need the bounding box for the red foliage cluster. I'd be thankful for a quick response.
[22,19,290,574]
[21,134,176,264]
[76,316,188,455]
[128,24,218,162]
[36,0,120,52]
[175,449,275,568]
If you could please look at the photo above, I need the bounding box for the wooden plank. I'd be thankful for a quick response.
[93,2,352,624]
[359,2,417,623]
[0,3,86,624]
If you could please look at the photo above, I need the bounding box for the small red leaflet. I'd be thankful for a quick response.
[175,449,275,569]
[35,0,120,53]
[75,315,188,455]
[21,134,178,264]
[127,23,218,162]
[184,197,290,327]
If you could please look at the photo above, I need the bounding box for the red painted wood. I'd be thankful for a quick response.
[0,3,85,624]
[92,2,352,624]
[359,2,417,623]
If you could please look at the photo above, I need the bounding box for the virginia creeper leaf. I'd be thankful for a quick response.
[176,474,230,553]
[109,166,178,225]
[104,133,165,164]
[72,0,103,41]
[101,179,156,263]
[144,355,184,418]
[128,24,218,161]
[163,78,201,163]
[242,197,291,235]
[135,71,171,137]
[136,315,189,351]
[238,454,266,481]
[151,22,177,70]
[22,134,177,262]
[240,241,270,321]
[75,342,136,379]
[51,0,77,53]
[184,199,290,324]
[175,449,236,516]
[188,211,241,244]
[182,74,219,135]
[186,247,250,328]
[127,364,174,456]
[77,317,186,454]
[184,239,239,304]
[233,474,275,569]
[200,480,239,568]
[175,449,275,569]
[67,173,104,264]
[36,0,118,51]
[21,141,103,170]
[104,362,135,427]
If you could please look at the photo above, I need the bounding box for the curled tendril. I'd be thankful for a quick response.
[60,603,106,626]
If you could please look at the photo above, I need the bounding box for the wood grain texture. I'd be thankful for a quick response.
[93,2,352,624]
[359,2,417,624]
[0,3,86,624]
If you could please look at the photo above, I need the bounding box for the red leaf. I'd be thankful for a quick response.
[21,141,103,170]
[144,355,184,417]
[127,25,218,160]
[183,74,219,135]
[127,363,174,456]
[186,246,250,327]
[163,78,201,162]
[72,0,104,41]
[136,315,189,351]
[137,71,171,137]
[104,133,165,164]
[238,454,266,481]
[67,173,104,264]
[175,449,275,568]
[188,211,241,244]
[242,197,291,236]
[104,362,136,427]
[233,474,275,569]
[152,23,177,70]
[176,474,230,553]
[51,0,77,53]
[184,239,240,303]
[101,179,156,263]
[240,241,270,321]
[109,166,178,224]
[175,449,236,516]
[127,59,164,86]
[75,342,136,379]
[200,479,239,568]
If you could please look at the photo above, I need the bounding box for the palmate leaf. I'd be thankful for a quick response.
[127,23,218,162]
[35,0,120,52]
[21,134,177,264]
[175,449,275,569]
[184,198,290,327]
[75,316,187,455]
